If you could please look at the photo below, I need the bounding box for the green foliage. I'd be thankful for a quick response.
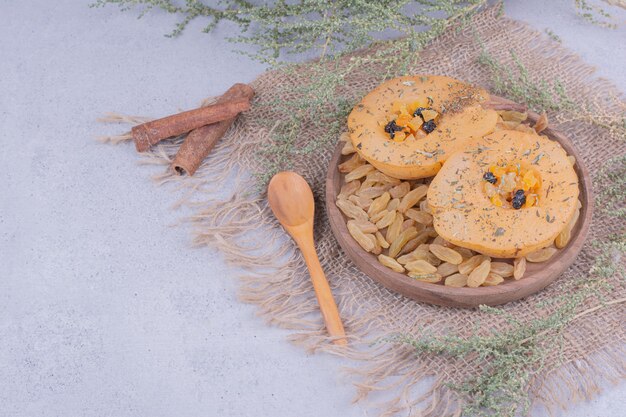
[544,28,561,43]
[397,235,623,417]
[92,0,486,65]
[595,155,626,219]
[574,0,617,28]
[580,102,626,140]
[477,47,575,113]
[254,60,357,185]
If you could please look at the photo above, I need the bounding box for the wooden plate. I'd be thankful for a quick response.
[325,105,593,308]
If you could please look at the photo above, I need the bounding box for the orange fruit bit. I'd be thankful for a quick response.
[506,163,521,175]
[531,169,542,190]
[407,116,423,131]
[483,182,497,197]
[490,165,506,178]
[421,109,439,122]
[523,170,538,190]
[393,131,407,142]
[408,98,429,114]
[499,172,517,193]
[524,194,538,208]
[396,114,412,126]
[491,194,503,207]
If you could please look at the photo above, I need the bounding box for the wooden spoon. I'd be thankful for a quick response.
[268,171,347,346]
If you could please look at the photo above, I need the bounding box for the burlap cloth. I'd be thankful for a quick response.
[103,7,625,416]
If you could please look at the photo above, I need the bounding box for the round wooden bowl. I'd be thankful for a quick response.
[326,104,593,308]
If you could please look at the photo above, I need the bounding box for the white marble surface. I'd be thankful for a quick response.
[1,1,624,416]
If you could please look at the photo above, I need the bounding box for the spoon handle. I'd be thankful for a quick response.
[297,239,347,346]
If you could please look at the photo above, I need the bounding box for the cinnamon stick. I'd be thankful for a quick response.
[132,98,250,152]
[170,83,255,176]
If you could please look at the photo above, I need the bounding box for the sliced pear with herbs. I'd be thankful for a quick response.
[427,130,579,258]
[347,75,498,179]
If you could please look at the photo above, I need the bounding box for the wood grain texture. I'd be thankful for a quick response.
[325,97,593,308]
[269,172,347,344]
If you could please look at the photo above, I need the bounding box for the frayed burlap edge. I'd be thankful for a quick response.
[99,7,625,417]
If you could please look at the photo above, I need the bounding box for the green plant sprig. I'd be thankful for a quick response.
[92,0,487,65]
[574,0,617,28]
[595,155,626,219]
[396,234,624,417]
[477,47,576,113]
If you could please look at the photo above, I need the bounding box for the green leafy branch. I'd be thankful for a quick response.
[477,40,626,149]
[396,234,624,417]
[575,0,617,28]
[477,47,576,113]
[92,0,487,65]
[595,155,626,219]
